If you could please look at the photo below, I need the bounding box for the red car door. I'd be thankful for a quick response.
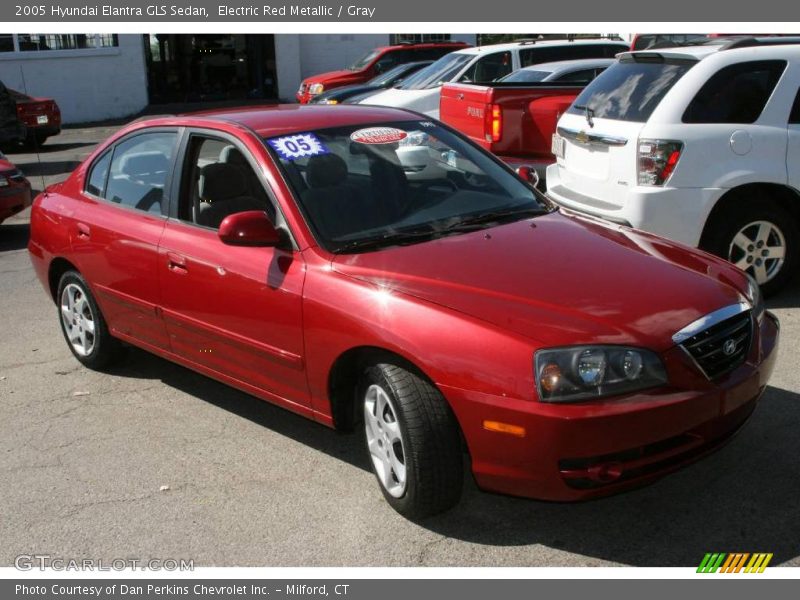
[157,131,310,410]
[71,129,178,351]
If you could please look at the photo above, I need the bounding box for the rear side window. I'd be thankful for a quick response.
[682,60,787,124]
[567,59,693,122]
[104,132,176,215]
[520,44,624,67]
[460,51,512,83]
[791,88,800,124]
[554,68,600,85]
[85,151,111,197]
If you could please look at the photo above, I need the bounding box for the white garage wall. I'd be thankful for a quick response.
[0,35,148,125]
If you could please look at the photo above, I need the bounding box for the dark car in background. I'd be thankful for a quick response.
[310,61,433,105]
[0,81,26,149]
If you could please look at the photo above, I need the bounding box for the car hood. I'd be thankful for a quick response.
[304,70,363,86]
[331,212,748,351]
[314,83,380,102]
[358,87,441,116]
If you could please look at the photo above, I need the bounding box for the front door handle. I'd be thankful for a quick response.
[76,223,90,239]
[166,252,188,274]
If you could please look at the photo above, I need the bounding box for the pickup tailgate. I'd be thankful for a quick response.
[440,82,583,160]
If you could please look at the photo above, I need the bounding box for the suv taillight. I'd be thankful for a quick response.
[637,139,682,186]
[485,104,502,143]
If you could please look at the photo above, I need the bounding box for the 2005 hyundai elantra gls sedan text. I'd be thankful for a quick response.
[28,105,779,518]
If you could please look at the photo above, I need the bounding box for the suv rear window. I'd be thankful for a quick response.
[682,60,787,124]
[567,58,693,122]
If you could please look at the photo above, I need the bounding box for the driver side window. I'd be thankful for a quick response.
[178,135,274,229]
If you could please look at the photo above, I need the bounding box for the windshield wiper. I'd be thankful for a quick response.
[439,205,550,233]
[332,226,440,253]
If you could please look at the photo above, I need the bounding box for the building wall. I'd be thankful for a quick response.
[0,35,148,124]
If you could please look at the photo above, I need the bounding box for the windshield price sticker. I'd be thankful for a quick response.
[268,133,329,161]
[350,127,408,145]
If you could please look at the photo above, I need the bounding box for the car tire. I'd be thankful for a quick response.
[703,198,798,296]
[56,271,124,370]
[359,362,463,519]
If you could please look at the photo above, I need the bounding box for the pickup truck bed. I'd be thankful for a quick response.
[439,81,585,179]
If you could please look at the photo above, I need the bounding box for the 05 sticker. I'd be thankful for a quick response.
[268,133,329,161]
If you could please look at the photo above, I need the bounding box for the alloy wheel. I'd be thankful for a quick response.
[59,283,96,357]
[363,384,407,498]
[728,220,786,285]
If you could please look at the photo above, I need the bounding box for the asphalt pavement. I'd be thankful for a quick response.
[1,124,799,567]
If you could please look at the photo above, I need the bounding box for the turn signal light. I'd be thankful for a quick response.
[483,420,526,438]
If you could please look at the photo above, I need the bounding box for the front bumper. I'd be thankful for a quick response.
[0,179,32,223]
[546,164,723,248]
[441,311,779,501]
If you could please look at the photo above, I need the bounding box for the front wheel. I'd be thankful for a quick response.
[360,363,463,519]
[702,200,798,296]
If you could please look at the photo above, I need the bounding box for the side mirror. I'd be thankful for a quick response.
[516,165,540,188]
[218,211,282,247]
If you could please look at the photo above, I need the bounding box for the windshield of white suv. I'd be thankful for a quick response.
[567,57,694,122]
[396,54,473,90]
[265,120,550,253]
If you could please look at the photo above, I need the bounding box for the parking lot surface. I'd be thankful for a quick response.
[1,124,799,567]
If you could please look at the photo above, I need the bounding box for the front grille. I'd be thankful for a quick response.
[681,311,752,379]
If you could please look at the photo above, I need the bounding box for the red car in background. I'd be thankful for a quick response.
[9,88,61,147]
[296,41,469,103]
[28,105,778,518]
[0,153,32,225]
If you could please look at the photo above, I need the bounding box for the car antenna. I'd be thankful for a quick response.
[18,65,48,197]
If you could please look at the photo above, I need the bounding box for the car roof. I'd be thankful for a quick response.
[516,58,616,74]
[144,104,422,138]
[622,37,800,62]
[454,38,629,56]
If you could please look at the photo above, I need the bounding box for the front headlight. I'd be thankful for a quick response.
[535,345,667,403]
[0,175,8,187]
[308,83,325,95]
[745,274,765,322]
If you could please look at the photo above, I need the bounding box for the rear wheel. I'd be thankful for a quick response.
[57,271,124,370]
[702,198,798,296]
[360,362,463,519]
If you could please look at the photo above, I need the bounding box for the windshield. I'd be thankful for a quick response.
[348,49,381,71]
[367,63,421,87]
[499,70,551,83]
[397,54,473,90]
[265,121,550,253]
[567,58,694,122]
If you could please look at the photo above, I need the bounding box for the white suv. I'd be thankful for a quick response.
[357,38,628,119]
[547,37,800,294]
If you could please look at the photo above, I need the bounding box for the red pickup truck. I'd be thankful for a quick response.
[440,81,586,179]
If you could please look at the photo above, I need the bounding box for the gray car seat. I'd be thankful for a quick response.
[197,162,264,228]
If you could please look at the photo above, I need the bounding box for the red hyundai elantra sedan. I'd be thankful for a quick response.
[28,105,779,518]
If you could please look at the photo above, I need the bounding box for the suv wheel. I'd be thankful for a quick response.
[359,362,463,519]
[703,200,798,296]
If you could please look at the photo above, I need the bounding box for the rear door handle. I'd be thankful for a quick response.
[76,223,90,239]
[166,252,188,274]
